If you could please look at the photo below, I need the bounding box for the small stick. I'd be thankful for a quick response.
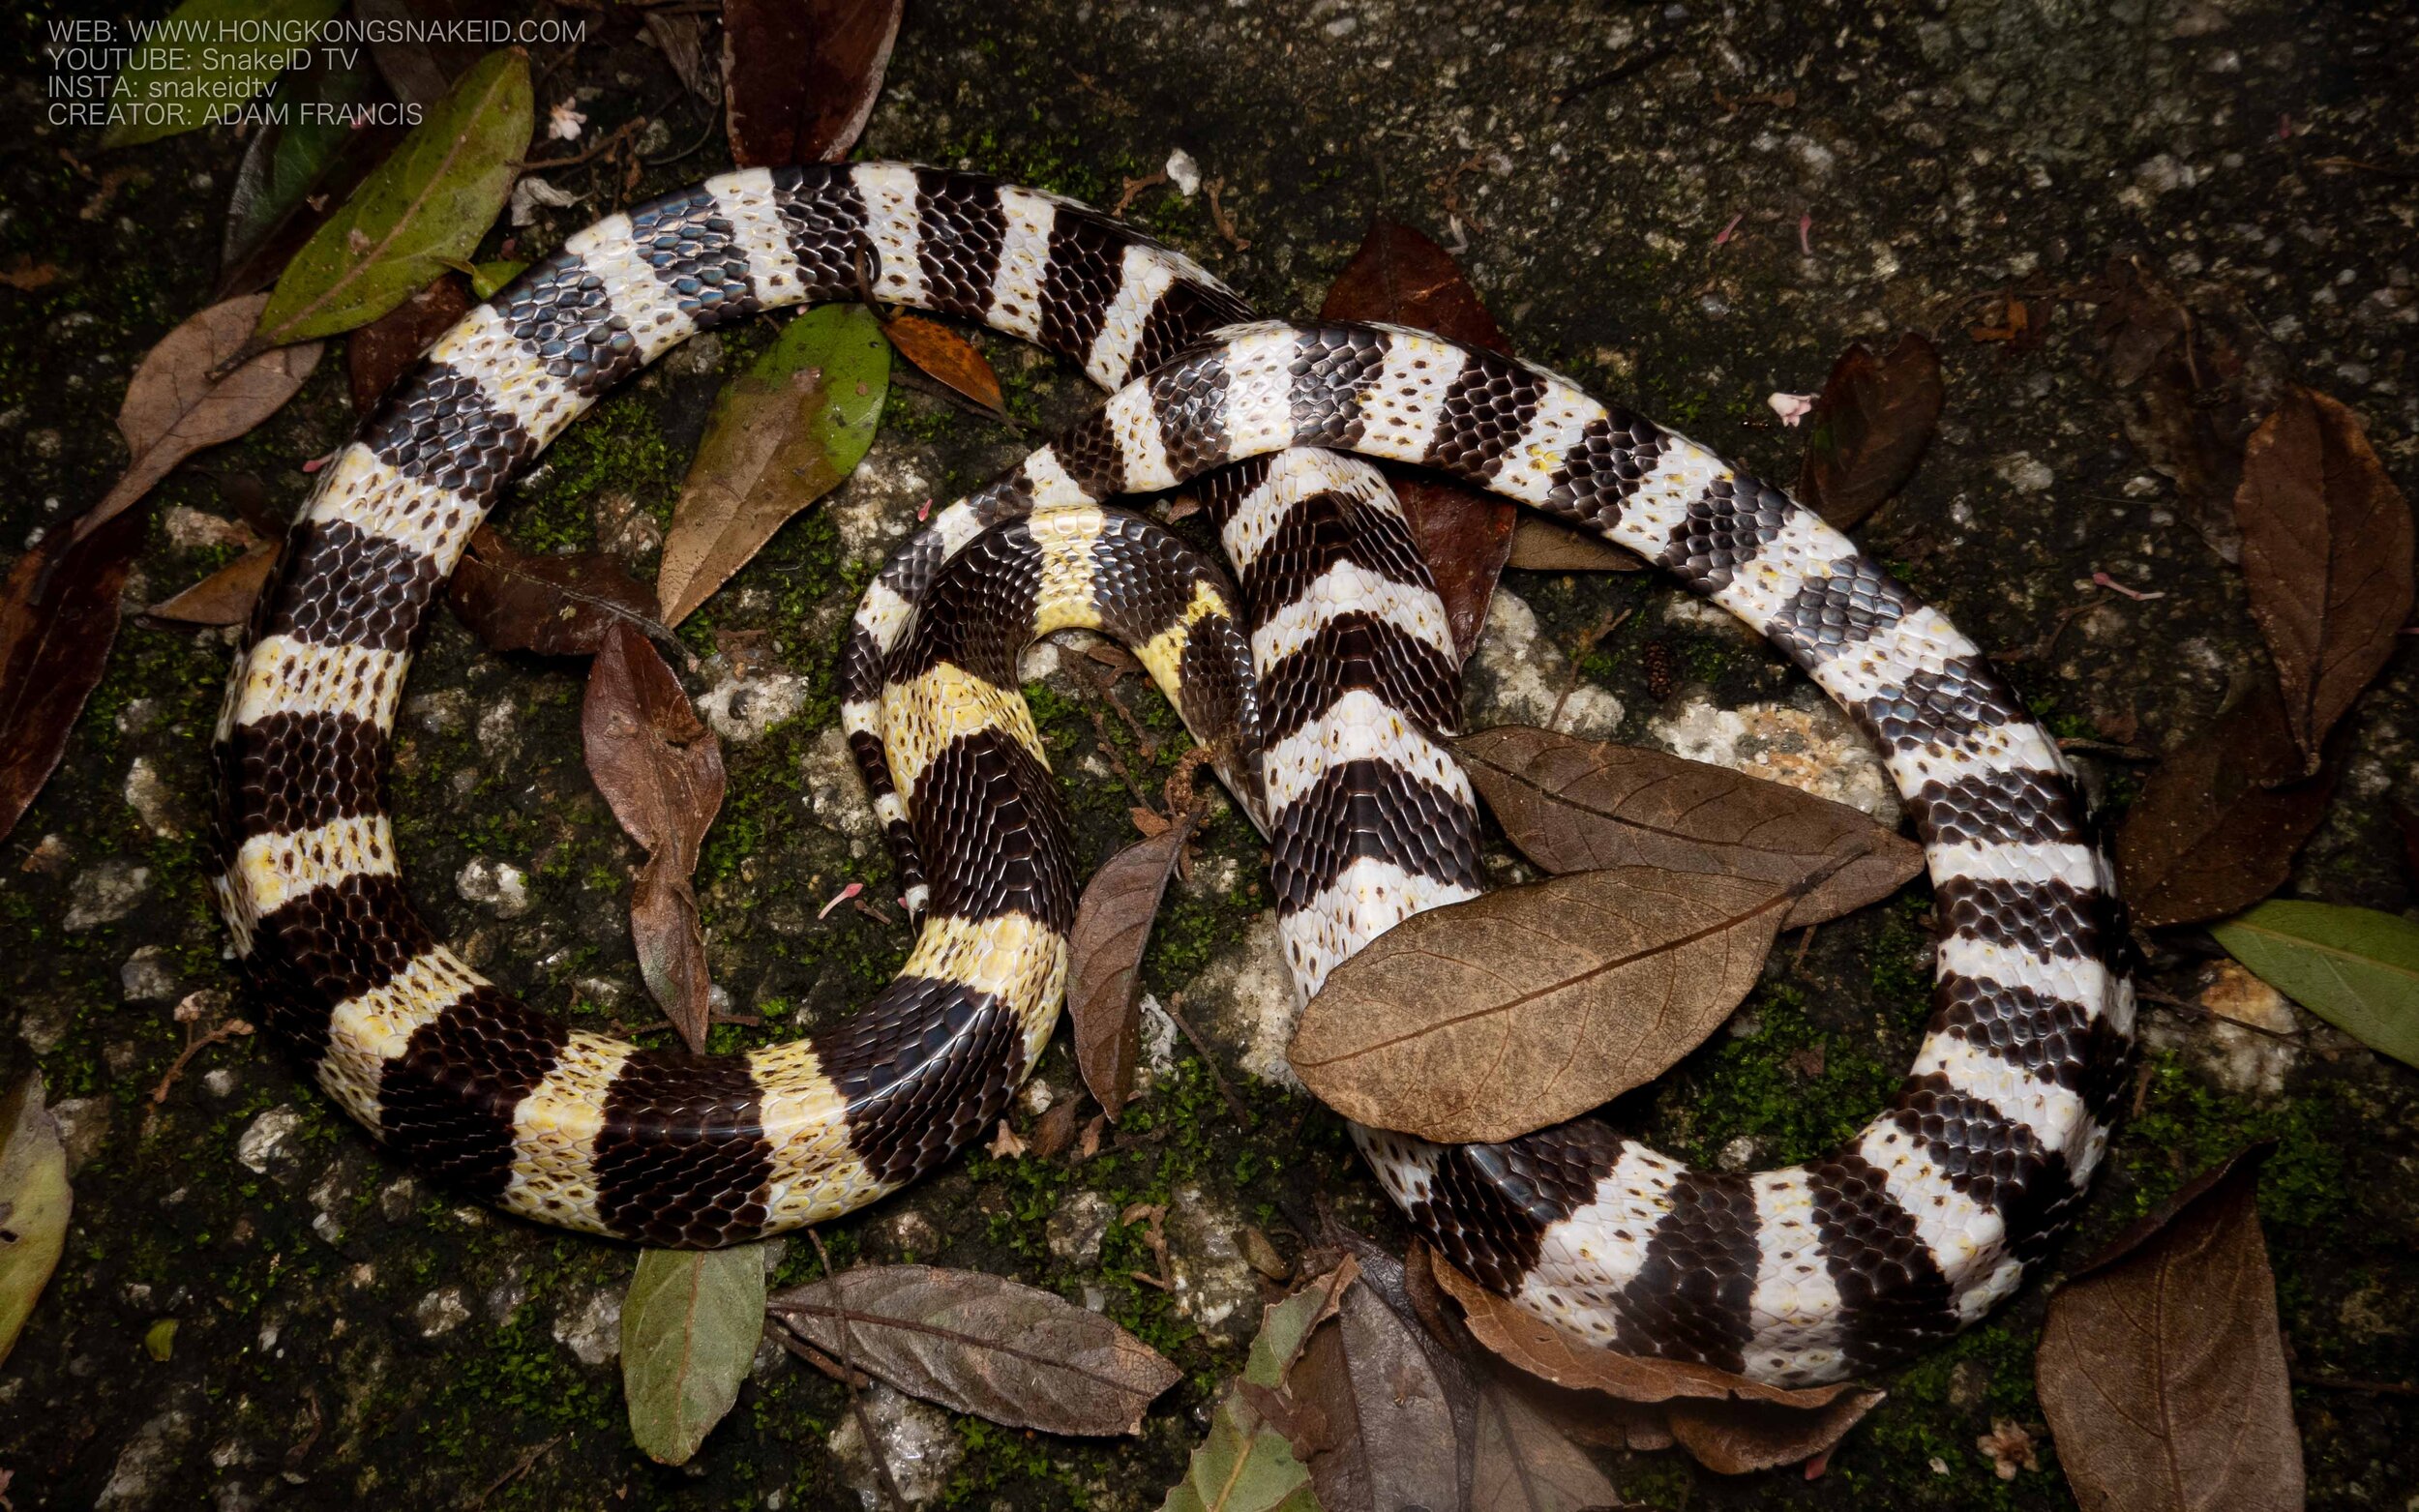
[808,1230,907,1512]
[150,1017,254,1105]
[1204,178,1250,250]
[1113,170,1168,216]
[1160,993,1251,1128]
[468,1434,564,1509]
[2291,1370,2419,1396]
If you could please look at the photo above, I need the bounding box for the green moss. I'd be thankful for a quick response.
[1655,982,1904,1168]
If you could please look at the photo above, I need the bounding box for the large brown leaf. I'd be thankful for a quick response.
[1066,815,1197,1120]
[0,507,148,843]
[1290,867,1793,1142]
[722,0,904,167]
[346,274,471,414]
[1433,1256,1880,1475]
[768,1264,1180,1436]
[76,295,324,542]
[2036,1148,2304,1512]
[1795,333,1945,530]
[448,525,662,658]
[1320,218,1516,662]
[881,313,1006,417]
[1458,725,1922,929]
[1471,1372,1627,1511]
[2116,678,2337,928]
[582,624,725,1052]
[2235,386,2414,773]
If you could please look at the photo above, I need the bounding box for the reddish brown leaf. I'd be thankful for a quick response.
[722,0,904,167]
[448,525,662,657]
[1066,814,1198,1120]
[0,508,147,843]
[148,545,277,626]
[882,313,1006,415]
[1505,516,1645,573]
[1290,868,1795,1142]
[1321,218,1516,661]
[582,623,726,1052]
[1664,1390,1885,1475]
[1795,333,1945,530]
[2037,1147,2304,1512]
[346,275,471,414]
[2235,387,2414,772]
[1458,725,1923,930]
[2116,679,2338,927]
[80,295,324,542]
[1282,1275,1462,1510]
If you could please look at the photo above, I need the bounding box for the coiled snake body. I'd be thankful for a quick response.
[212,163,2135,1386]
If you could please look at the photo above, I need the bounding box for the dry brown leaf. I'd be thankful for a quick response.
[2036,1147,2304,1512]
[1505,515,1647,573]
[1066,815,1198,1121]
[1795,333,1945,530]
[0,507,148,843]
[2234,386,2414,773]
[79,295,324,543]
[582,623,725,1052]
[448,524,662,658]
[722,0,904,167]
[1458,725,1922,929]
[767,1264,1180,1436]
[1321,217,1517,661]
[346,275,471,414]
[1281,1276,1462,1510]
[148,545,277,626]
[1665,1389,1885,1474]
[643,11,722,104]
[655,306,888,626]
[0,260,60,291]
[2116,678,2337,927]
[1470,1369,1627,1511]
[1291,868,1795,1142]
[882,313,1006,415]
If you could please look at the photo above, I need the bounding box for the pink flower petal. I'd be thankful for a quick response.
[1713,212,1745,248]
[817,881,864,920]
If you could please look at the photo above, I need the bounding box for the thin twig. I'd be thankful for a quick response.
[1159,993,1251,1128]
[2138,987,2303,1046]
[1204,178,1250,251]
[2291,1370,2419,1395]
[516,117,642,172]
[1113,170,1168,216]
[808,1230,907,1512]
[467,1434,564,1509]
[150,1018,254,1105]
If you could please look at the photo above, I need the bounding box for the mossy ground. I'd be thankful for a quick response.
[2,0,2415,1507]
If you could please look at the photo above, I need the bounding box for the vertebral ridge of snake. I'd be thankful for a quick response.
[212,163,2134,1386]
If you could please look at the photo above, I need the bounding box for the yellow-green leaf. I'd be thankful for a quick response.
[621,1244,767,1465]
[1160,1263,1354,1512]
[144,1318,179,1361]
[471,259,530,300]
[0,1072,72,1367]
[103,0,343,149]
[657,304,890,625]
[2212,900,2419,1069]
[255,49,531,345]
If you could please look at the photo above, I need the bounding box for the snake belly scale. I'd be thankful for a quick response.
[211,163,2134,1385]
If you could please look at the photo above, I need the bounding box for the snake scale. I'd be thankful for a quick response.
[211,163,2135,1387]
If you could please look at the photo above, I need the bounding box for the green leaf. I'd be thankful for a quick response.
[144,1318,179,1361]
[255,48,531,345]
[470,259,530,300]
[221,56,388,286]
[0,1072,72,1367]
[1161,1265,1353,1512]
[621,1244,768,1466]
[2213,901,2419,1069]
[103,0,343,149]
[657,304,891,625]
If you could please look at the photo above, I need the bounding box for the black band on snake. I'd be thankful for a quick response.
[211,163,2135,1385]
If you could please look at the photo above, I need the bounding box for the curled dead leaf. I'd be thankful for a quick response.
[1794,333,1945,531]
[1290,868,1798,1143]
[1067,815,1198,1120]
[2036,1146,2304,1512]
[148,545,278,626]
[767,1263,1180,1437]
[1458,725,1922,929]
[0,507,148,843]
[582,624,725,1052]
[881,313,1006,416]
[1506,515,1647,573]
[722,0,904,167]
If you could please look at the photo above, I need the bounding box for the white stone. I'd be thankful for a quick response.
[1047,1190,1114,1265]
[123,756,182,836]
[828,1384,963,1506]
[64,859,152,931]
[50,1095,112,1175]
[695,667,810,742]
[413,1287,471,1339]
[120,944,179,1001]
[1168,1184,1260,1342]
[456,857,532,918]
[553,1288,623,1366]
[805,726,880,843]
[1464,586,1625,739]
[1992,452,2055,493]
[235,1107,302,1174]
[1165,149,1203,196]
[95,1392,199,1509]
[1649,688,1899,825]
[1176,913,1300,1090]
